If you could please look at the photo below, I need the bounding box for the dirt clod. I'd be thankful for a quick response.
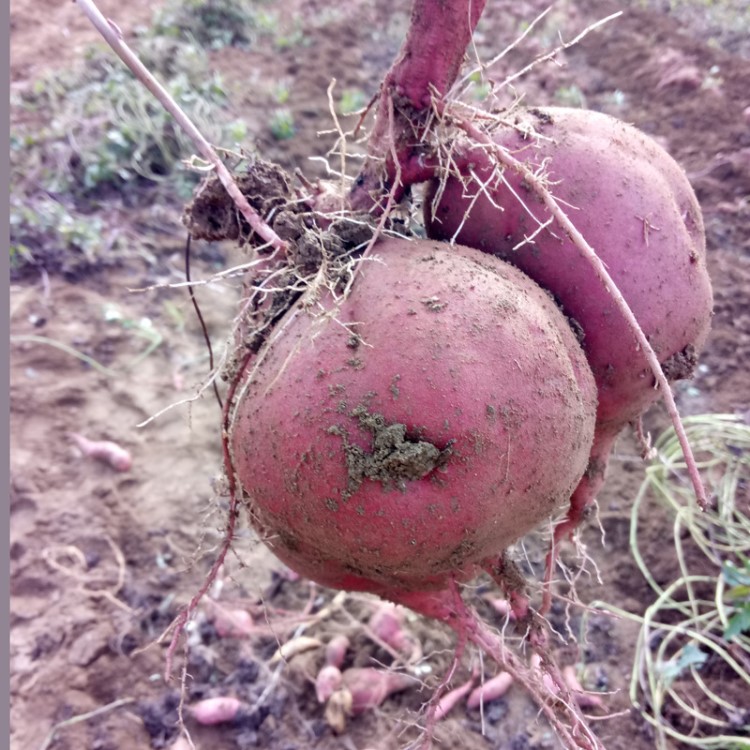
[183,160,295,243]
[661,344,699,381]
[329,406,452,498]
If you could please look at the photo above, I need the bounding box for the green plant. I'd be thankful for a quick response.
[103,303,164,367]
[339,88,367,115]
[554,84,587,108]
[10,32,248,274]
[9,194,115,276]
[638,0,750,57]
[272,21,307,50]
[154,0,271,50]
[272,82,291,105]
[269,109,296,140]
[465,71,491,102]
[721,559,750,640]
[16,40,240,196]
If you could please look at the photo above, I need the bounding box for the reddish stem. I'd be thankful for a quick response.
[419,629,467,746]
[387,0,488,110]
[351,0,487,210]
[541,427,619,615]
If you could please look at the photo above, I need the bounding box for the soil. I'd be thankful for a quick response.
[9,2,750,750]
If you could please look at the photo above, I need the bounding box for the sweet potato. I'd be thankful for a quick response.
[68,432,132,472]
[424,108,713,588]
[341,668,416,715]
[230,238,597,597]
[467,671,514,709]
[424,106,713,435]
[316,665,343,703]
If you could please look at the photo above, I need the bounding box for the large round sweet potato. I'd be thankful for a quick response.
[424,106,713,433]
[230,238,597,595]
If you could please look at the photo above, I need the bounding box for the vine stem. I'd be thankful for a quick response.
[351,0,488,210]
[448,111,708,512]
[74,0,287,254]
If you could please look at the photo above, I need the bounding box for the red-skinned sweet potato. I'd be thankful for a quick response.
[424,106,713,434]
[423,108,713,592]
[230,238,597,597]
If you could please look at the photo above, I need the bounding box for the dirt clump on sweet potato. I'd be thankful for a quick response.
[328,406,453,497]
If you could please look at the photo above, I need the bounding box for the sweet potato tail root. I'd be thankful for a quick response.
[385,583,605,750]
[541,428,620,615]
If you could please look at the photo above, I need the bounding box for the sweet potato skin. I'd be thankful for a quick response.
[424,107,713,432]
[231,239,597,594]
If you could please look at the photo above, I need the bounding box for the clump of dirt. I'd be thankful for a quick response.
[183,159,295,243]
[329,406,453,498]
[187,158,382,375]
[662,343,699,382]
[183,158,377,274]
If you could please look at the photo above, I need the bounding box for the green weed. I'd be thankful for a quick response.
[339,88,367,115]
[12,38,242,199]
[154,0,272,50]
[592,415,750,750]
[9,193,118,277]
[10,32,247,275]
[269,109,296,141]
[554,84,587,109]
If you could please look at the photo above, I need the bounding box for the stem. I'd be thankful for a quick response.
[184,234,223,411]
[541,427,619,615]
[449,113,708,512]
[388,0,488,110]
[351,0,487,210]
[418,630,467,747]
[74,0,287,254]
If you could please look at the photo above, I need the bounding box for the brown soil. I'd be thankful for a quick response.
[9,2,750,750]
